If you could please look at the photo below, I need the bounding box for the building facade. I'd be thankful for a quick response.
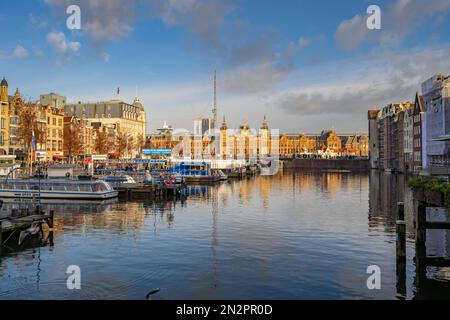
[403,103,414,173]
[40,93,65,160]
[422,74,450,175]
[375,102,412,172]
[412,92,426,173]
[63,116,94,157]
[368,110,380,169]
[65,98,147,158]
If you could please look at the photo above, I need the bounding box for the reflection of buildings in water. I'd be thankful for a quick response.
[319,173,342,198]
[217,183,229,208]
[185,186,209,200]
[259,177,271,209]
[368,172,450,297]
[368,171,404,231]
[49,202,147,234]
[238,179,251,205]
[144,201,178,228]
[0,199,117,218]
[0,199,119,233]
[211,184,219,292]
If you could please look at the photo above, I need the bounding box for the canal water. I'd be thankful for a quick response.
[1,171,449,300]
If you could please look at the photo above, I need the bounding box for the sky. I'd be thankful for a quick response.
[1,0,450,134]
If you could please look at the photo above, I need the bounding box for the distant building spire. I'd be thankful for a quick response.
[261,115,269,130]
[220,115,227,130]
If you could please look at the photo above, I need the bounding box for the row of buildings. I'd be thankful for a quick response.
[2,75,367,162]
[0,77,147,161]
[146,115,368,160]
[0,78,66,159]
[368,74,450,176]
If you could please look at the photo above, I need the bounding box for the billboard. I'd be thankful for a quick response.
[142,149,172,155]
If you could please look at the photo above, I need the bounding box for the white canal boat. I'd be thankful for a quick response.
[0,179,118,200]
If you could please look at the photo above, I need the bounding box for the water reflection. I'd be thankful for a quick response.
[368,171,405,232]
[0,171,449,299]
[368,171,450,299]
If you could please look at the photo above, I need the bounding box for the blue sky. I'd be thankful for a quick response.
[1,0,450,133]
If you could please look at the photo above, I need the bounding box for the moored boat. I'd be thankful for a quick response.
[0,179,118,200]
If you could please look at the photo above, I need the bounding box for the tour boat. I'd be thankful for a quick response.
[103,175,137,187]
[0,179,118,200]
[213,169,228,181]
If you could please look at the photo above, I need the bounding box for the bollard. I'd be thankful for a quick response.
[396,202,406,297]
[0,219,2,259]
[49,210,55,247]
[48,210,54,229]
[416,201,427,246]
[414,201,427,296]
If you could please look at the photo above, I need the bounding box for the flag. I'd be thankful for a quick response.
[117,87,120,95]
[31,131,36,151]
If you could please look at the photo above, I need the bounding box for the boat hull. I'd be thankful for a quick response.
[0,190,118,200]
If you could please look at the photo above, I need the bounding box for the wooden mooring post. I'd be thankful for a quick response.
[48,210,54,247]
[414,201,428,296]
[0,219,3,259]
[396,202,406,297]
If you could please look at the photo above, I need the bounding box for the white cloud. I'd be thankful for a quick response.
[276,47,450,132]
[298,37,310,51]
[43,0,233,60]
[151,0,233,50]
[335,0,450,51]
[335,15,369,51]
[46,31,81,65]
[44,0,135,57]
[222,62,290,94]
[12,45,28,59]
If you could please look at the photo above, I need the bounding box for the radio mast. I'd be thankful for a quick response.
[212,70,217,129]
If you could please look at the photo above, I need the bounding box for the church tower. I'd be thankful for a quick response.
[220,115,228,159]
[260,115,270,156]
[1,78,8,104]
[0,78,9,154]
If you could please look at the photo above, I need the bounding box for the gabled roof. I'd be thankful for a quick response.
[414,91,425,113]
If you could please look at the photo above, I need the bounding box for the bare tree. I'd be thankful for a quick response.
[126,135,136,158]
[64,119,83,162]
[115,131,127,157]
[18,101,46,162]
[137,135,145,156]
[94,128,109,155]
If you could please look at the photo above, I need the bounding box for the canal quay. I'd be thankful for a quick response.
[0,170,448,300]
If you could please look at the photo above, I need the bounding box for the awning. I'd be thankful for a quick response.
[53,155,66,159]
